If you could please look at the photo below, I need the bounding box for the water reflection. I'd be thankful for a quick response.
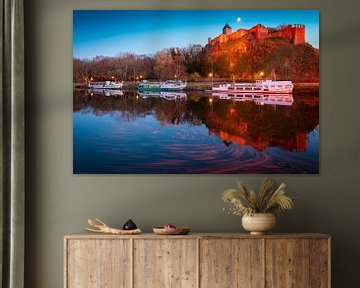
[212,93,294,106]
[73,89,319,174]
[138,91,187,101]
[88,89,124,97]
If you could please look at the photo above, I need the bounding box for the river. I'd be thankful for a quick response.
[73,89,319,174]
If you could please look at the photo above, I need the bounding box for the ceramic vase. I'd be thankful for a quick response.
[242,213,276,235]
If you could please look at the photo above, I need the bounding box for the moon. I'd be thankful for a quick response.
[237,17,241,22]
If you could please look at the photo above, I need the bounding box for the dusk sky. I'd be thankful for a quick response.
[73,10,319,59]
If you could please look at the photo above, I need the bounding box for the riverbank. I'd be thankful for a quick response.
[293,82,319,94]
[122,82,212,91]
[74,81,319,93]
[73,82,213,91]
[294,82,319,87]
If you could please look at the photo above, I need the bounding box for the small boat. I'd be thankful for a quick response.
[138,80,186,91]
[212,80,294,94]
[212,92,294,106]
[88,81,123,89]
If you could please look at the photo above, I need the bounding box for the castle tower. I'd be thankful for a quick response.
[222,23,232,35]
[250,24,268,41]
[293,24,305,45]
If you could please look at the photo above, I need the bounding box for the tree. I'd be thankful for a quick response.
[213,54,231,78]
[154,50,177,80]
[73,58,90,83]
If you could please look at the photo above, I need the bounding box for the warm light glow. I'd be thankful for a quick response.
[140,75,143,78]
[111,76,115,79]
[209,98,213,103]
[259,71,265,77]
[174,74,177,78]
[209,73,213,78]
[90,77,94,81]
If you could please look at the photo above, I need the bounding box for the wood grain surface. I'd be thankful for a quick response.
[309,239,330,288]
[64,233,330,288]
[65,239,131,288]
[200,238,264,288]
[133,239,198,288]
[265,239,310,287]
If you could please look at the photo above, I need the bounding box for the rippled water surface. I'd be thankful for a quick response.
[73,90,319,174]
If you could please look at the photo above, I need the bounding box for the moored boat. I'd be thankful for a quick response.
[212,80,293,94]
[138,80,186,91]
[88,81,123,89]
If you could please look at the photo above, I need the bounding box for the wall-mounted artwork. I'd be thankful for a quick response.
[73,10,319,174]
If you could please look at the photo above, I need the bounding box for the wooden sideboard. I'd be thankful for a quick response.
[64,233,330,288]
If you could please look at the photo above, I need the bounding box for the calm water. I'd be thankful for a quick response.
[73,89,319,174]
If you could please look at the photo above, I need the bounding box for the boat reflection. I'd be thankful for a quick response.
[212,92,294,106]
[88,89,124,97]
[138,91,187,101]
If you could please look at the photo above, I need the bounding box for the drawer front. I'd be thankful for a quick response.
[265,239,329,288]
[309,239,330,288]
[200,239,264,288]
[65,239,131,288]
[266,239,310,288]
[133,239,198,288]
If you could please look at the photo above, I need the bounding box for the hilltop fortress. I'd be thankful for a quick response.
[207,23,305,56]
[209,23,305,45]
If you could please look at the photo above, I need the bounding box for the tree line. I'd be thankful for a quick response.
[73,45,207,83]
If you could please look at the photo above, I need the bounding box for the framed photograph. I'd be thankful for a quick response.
[73,10,319,174]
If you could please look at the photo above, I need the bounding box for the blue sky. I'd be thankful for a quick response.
[73,10,319,59]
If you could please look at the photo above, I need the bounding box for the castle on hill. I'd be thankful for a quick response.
[208,23,305,47]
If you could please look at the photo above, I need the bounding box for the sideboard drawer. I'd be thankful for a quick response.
[134,239,198,288]
[200,239,263,288]
[66,239,131,288]
[265,238,329,288]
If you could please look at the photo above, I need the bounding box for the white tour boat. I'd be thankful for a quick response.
[212,80,294,94]
[138,80,186,91]
[88,81,123,89]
